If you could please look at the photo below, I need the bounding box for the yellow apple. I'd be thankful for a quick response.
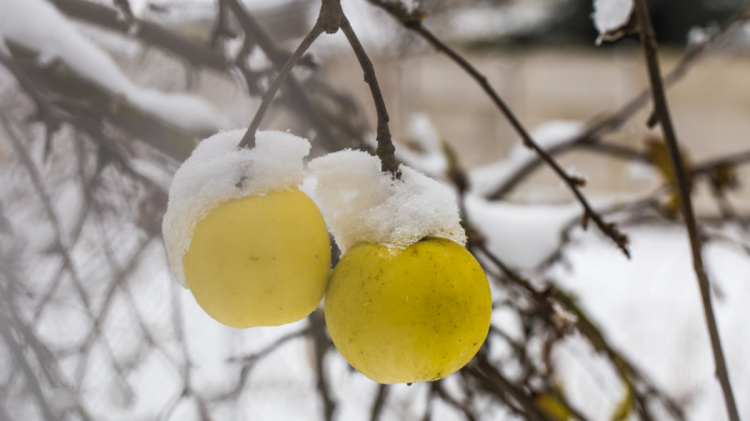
[324,237,491,384]
[182,187,330,329]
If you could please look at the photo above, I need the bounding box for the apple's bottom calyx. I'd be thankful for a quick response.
[324,237,492,384]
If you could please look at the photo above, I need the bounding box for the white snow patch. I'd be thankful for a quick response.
[162,130,311,287]
[443,0,560,42]
[550,226,750,418]
[469,120,584,197]
[465,194,581,269]
[592,0,634,36]
[0,0,227,132]
[309,149,465,253]
[395,113,448,178]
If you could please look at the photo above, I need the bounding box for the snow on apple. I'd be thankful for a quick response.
[309,149,466,253]
[162,129,311,288]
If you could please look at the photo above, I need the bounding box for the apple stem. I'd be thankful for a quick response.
[339,17,400,179]
[237,13,326,148]
[236,0,400,179]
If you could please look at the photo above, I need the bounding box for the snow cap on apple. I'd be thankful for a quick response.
[309,149,466,252]
[162,129,311,288]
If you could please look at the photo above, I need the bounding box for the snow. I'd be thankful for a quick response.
[162,130,311,287]
[592,0,634,36]
[550,225,750,420]
[0,0,227,132]
[465,194,582,269]
[469,120,584,196]
[441,0,562,42]
[309,149,466,253]
[552,333,627,420]
[394,113,448,179]
[128,0,299,16]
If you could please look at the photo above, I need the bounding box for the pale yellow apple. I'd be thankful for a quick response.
[325,237,491,384]
[182,187,330,328]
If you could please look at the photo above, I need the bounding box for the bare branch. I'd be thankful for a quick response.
[367,0,629,255]
[238,20,325,148]
[484,8,750,200]
[50,0,228,71]
[225,0,352,151]
[310,310,336,421]
[0,317,60,421]
[632,2,740,419]
[370,384,389,421]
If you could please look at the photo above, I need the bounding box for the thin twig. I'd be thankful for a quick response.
[237,24,325,148]
[0,315,59,421]
[484,6,750,200]
[632,2,740,420]
[225,0,351,151]
[236,0,345,148]
[339,17,399,177]
[310,309,336,421]
[465,355,551,421]
[368,0,628,254]
[370,384,389,421]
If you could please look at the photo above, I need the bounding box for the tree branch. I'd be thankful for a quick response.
[237,22,325,148]
[50,0,228,71]
[632,2,740,420]
[227,0,351,151]
[310,309,336,421]
[0,317,60,421]
[484,6,750,200]
[367,0,628,255]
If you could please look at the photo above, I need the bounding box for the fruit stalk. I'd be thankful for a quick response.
[238,0,345,148]
[339,17,399,178]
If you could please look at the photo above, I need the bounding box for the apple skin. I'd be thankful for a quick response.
[325,237,491,384]
[182,187,330,329]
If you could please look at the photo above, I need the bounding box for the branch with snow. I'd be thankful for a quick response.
[0,0,228,133]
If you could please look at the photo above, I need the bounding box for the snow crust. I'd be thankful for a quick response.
[0,0,227,132]
[162,130,311,287]
[592,0,634,35]
[309,150,466,253]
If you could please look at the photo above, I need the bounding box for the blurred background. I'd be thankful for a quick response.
[1,0,750,420]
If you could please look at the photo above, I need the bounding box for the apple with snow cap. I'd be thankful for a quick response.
[162,130,330,329]
[310,150,491,384]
